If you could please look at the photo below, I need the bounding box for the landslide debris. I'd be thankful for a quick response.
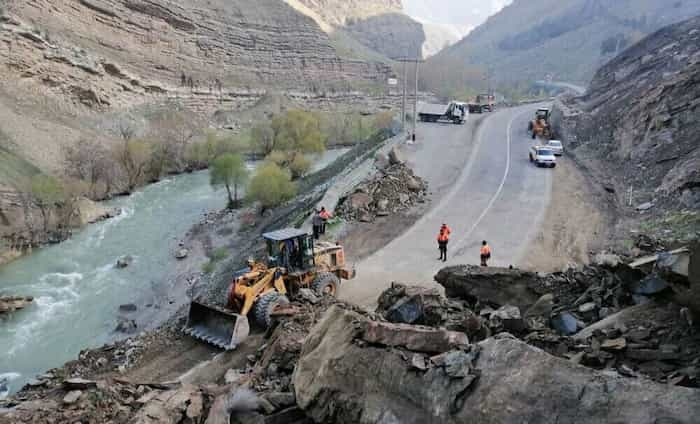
[3,248,699,423]
[293,305,699,424]
[335,159,428,223]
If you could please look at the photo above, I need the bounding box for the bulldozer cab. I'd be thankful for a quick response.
[264,228,314,272]
[535,108,550,121]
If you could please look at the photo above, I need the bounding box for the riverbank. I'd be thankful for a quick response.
[0,142,365,397]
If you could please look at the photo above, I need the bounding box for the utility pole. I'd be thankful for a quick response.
[412,60,420,143]
[402,60,408,131]
[396,57,424,141]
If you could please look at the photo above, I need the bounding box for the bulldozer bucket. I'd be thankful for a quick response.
[183,301,250,350]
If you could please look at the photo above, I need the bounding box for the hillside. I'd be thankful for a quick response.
[551,15,700,231]
[426,0,700,92]
[286,0,425,60]
[0,0,395,174]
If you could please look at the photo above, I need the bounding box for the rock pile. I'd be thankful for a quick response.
[0,296,33,315]
[336,163,427,222]
[435,259,700,389]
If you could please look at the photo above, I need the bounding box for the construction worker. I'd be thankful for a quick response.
[480,240,492,267]
[319,207,331,234]
[437,225,450,262]
[312,210,323,240]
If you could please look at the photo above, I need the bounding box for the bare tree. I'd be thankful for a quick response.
[63,139,112,199]
[114,139,151,193]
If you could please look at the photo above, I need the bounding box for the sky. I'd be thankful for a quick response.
[402,0,513,35]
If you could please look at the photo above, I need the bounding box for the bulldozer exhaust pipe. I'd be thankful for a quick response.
[184,301,250,350]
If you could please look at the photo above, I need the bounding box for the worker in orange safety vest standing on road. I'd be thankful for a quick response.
[437,224,451,262]
[480,240,492,267]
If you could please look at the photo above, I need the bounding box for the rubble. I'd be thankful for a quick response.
[293,304,700,424]
[336,163,428,222]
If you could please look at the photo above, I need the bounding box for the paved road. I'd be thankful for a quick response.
[341,105,554,308]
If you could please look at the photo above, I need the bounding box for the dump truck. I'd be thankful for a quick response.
[184,228,355,350]
[528,107,552,140]
[418,102,467,124]
[469,94,495,113]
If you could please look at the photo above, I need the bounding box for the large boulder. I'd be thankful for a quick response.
[461,337,700,423]
[294,306,700,424]
[376,283,449,326]
[435,266,541,311]
[293,306,477,424]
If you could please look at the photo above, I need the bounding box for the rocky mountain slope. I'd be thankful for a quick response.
[427,0,700,90]
[551,16,700,217]
[285,0,426,60]
[0,0,395,175]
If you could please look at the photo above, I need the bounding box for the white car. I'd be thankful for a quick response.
[546,140,564,156]
[529,146,557,168]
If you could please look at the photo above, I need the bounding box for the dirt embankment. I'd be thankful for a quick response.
[523,157,613,271]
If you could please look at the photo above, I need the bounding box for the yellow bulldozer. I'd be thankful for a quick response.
[528,107,552,140]
[184,228,355,350]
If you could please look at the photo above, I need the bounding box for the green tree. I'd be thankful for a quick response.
[210,153,249,209]
[248,162,296,211]
[270,110,325,169]
[289,154,311,179]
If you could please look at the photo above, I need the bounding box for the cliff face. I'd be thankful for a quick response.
[551,16,700,211]
[344,13,425,59]
[1,0,392,110]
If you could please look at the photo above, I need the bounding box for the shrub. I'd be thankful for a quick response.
[247,162,296,210]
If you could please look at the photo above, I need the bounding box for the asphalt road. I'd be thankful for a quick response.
[341,105,554,307]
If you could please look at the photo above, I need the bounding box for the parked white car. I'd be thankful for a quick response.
[546,140,564,156]
[529,145,557,168]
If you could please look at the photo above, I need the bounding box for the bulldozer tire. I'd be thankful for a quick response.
[312,272,341,297]
[253,292,290,328]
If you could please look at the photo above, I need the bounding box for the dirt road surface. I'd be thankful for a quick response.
[341,105,574,308]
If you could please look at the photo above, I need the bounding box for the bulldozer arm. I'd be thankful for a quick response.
[184,301,250,350]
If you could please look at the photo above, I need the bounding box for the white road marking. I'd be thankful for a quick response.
[453,109,529,255]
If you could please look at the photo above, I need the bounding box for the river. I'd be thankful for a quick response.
[0,149,348,397]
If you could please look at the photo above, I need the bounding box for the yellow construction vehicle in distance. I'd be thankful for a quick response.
[184,228,355,350]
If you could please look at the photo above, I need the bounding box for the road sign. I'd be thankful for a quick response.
[387,78,398,86]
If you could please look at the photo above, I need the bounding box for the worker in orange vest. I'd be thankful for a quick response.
[437,224,451,262]
[319,207,332,234]
[480,240,492,267]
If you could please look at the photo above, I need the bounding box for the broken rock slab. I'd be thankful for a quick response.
[435,266,541,311]
[294,305,478,424]
[361,320,469,353]
[460,337,700,423]
[294,305,700,423]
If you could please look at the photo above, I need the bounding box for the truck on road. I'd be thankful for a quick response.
[418,102,467,124]
[469,94,495,113]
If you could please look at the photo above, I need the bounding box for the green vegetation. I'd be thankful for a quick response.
[210,153,249,209]
[639,210,700,243]
[248,162,297,210]
[203,246,230,273]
